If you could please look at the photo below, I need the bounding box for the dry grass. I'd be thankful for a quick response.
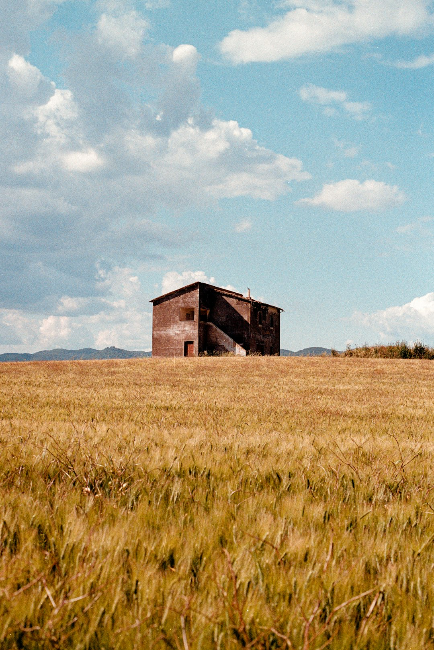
[1,356,434,649]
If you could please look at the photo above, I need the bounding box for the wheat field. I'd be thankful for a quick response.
[1,356,434,649]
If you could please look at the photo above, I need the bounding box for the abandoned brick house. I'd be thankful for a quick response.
[150,282,282,357]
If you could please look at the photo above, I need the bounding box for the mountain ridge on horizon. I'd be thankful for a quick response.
[0,346,152,362]
[0,346,336,362]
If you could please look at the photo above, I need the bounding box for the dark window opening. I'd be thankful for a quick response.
[199,308,209,322]
[180,308,195,321]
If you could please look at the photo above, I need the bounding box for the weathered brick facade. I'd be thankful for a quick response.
[150,282,282,357]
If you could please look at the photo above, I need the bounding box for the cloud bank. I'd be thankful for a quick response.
[0,1,309,350]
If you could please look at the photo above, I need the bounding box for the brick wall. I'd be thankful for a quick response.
[152,286,199,357]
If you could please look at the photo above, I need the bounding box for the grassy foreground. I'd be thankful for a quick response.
[1,357,434,650]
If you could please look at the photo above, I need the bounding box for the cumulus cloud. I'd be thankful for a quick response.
[0,266,154,352]
[0,1,309,334]
[39,315,71,346]
[62,148,105,172]
[0,0,67,57]
[7,54,47,94]
[160,271,216,295]
[219,0,433,63]
[298,179,406,211]
[299,84,371,119]
[353,293,434,341]
[96,11,149,58]
[1,267,242,352]
[172,44,200,69]
[0,310,38,347]
[160,271,240,296]
[34,89,78,142]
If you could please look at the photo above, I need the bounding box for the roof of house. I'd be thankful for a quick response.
[150,281,283,311]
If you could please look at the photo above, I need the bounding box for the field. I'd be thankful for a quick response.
[1,357,434,650]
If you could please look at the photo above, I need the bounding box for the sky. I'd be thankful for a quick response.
[1,0,434,353]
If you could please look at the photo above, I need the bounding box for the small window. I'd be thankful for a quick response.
[180,308,195,321]
[257,311,263,325]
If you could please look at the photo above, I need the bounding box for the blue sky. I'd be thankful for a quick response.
[2,0,434,352]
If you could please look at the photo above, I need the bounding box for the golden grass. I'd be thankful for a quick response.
[1,356,434,649]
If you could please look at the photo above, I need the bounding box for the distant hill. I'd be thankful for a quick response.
[0,347,152,362]
[280,347,336,357]
[0,346,337,362]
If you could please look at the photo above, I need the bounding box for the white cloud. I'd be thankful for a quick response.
[299,84,372,119]
[62,148,105,172]
[57,296,89,314]
[299,85,347,104]
[96,11,148,58]
[396,216,433,234]
[235,218,253,232]
[0,18,308,311]
[96,266,142,300]
[161,271,216,295]
[159,271,242,296]
[172,44,200,69]
[5,39,308,198]
[39,315,71,345]
[298,179,406,211]
[219,0,433,63]
[1,309,38,346]
[354,293,434,341]
[0,3,311,351]
[8,54,47,94]
[0,187,76,217]
[139,119,310,203]
[394,52,434,68]
[0,266,153,352]
[358,159,397,173]
[334,139,360,158]
[343,101,372,119]
[34,88,79,143]
[0,0,67,57]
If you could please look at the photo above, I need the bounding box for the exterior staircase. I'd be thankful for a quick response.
[206,322,247,356]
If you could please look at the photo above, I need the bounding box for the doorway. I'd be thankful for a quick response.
[184,341,194,357]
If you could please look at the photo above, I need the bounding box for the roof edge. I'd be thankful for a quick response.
[150,281,243,303]
[150,281,283,311]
